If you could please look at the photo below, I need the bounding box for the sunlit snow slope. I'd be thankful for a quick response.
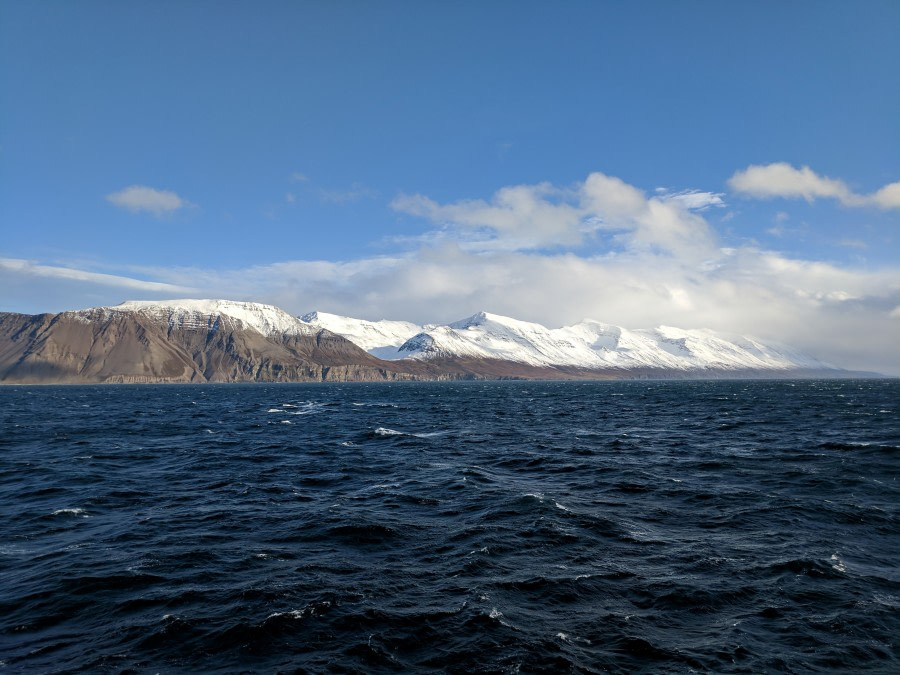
[84,299,314,337]
[305,310,832,372]
[300,311,421,359]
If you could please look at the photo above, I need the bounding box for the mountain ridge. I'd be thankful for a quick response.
[0,301,413,384]
[302,307,836,373]
[0,299,876,383]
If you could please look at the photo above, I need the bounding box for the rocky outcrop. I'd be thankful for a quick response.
[0,310,416,384]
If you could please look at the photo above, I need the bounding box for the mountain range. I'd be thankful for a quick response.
[301,310,831,372]
[0,299,868,384]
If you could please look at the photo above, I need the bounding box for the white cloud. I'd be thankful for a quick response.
[729,163,855,203]
[0,258,196,292]
[392,172,717,256]
[729,163,900,210]
[871,182,900,210]
[290,172,309,183]
[392,183,584,249]
[0,258,198,313]
[106,185,191,216]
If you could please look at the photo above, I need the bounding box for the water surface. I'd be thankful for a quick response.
[1,380,897,672]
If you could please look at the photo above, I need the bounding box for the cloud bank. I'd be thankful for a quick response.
[391,172,719,256]
[106,185,191,216]
[729,163,900,210]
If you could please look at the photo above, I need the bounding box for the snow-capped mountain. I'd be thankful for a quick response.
[300,310,422,359]
[83,299,314,337]
[1,299,852,385]
[303,309,832,373]
[0,299,408,384]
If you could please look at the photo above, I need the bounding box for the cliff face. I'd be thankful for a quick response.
[0,311,414,384]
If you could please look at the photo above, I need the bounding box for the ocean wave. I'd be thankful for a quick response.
[373,426,404,436]
[371,426,445,439]
[2,379,898,673]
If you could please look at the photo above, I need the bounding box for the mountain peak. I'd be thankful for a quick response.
[448,311,490,329]
[311,308,833,372]
[92,299,311,337]
[300,309,422,356]
[67,300,837,374]
[111,298,281,314]
[448,311,534,330]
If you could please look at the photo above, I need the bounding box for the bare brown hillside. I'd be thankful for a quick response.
[0,311,417,384]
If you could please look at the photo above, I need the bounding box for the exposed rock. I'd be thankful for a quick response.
[0,309,414,384]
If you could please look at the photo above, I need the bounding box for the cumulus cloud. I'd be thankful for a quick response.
[392,183,584,249]
[871,182,900,210]
[392,172,717,256]
[729,163,900,210]
[729,163,855,203]
[106,185,191,216]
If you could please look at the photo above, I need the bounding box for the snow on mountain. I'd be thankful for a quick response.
[319,309,831,372]
[65,301,833,372]
[300,311,422,360]
[81,299,314,337]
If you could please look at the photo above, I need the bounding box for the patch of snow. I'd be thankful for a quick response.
[389,311,833,371]
[300,310,422,360]
[81,299,313,337]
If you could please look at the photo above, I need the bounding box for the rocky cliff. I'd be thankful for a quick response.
[0,308,414,384]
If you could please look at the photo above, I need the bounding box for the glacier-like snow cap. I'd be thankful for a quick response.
[306,308,833,371]
[95,299,312,337]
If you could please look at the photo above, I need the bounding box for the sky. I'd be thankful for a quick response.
[1,1,898,374]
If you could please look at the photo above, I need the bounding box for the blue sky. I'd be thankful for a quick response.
[1,1,899,372]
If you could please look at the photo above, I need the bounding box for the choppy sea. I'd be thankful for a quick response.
[0,380,897,673]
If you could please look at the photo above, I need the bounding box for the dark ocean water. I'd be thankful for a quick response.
[0,380,897,673]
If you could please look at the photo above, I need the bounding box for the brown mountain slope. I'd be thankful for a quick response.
[0,310,416,384]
